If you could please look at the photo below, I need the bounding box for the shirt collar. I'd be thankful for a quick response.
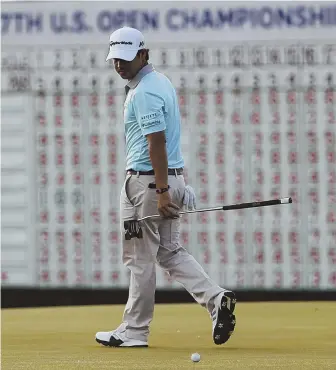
[126,63,155,90]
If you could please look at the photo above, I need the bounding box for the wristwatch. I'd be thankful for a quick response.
[156,186,170,194]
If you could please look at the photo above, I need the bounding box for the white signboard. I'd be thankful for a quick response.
[1,1,336,45]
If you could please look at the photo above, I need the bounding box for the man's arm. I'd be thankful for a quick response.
[132,90,179,218]
[146,131,179,218]
[132,90,168,188]
[146,131,168,189]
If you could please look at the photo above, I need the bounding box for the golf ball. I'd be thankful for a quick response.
[191,353,201,362]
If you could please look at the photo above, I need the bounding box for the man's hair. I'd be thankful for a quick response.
[137,49,149,61]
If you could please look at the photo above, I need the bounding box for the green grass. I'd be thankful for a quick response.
[2,302,336,369]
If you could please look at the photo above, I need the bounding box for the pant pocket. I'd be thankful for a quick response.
[171,176,186,209]
[122,174,133,206]
[120,174,136,226]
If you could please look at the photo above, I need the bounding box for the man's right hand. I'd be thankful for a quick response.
[157,191,180,219]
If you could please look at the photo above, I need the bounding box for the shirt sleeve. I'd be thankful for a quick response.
[132,90,166,136]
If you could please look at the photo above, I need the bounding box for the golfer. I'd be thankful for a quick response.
[95,27,236,348]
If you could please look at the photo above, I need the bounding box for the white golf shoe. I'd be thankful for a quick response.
[95,329,148,348]
[211,290,237,345]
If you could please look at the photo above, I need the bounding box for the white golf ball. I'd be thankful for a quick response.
[191,353,201,363]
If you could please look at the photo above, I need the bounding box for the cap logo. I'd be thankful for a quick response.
[110,41,133,46]
[139,41,144,47]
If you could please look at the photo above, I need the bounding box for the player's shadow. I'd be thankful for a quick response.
[149,346,294,354]
[211,346,297,354]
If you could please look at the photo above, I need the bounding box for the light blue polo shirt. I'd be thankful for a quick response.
[123,64,184,171]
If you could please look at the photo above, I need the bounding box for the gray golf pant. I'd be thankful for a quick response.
[119,172,225,342]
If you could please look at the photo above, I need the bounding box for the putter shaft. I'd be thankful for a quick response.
[138,197,292,222]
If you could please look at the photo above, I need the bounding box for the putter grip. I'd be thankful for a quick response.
[222,197,292,211]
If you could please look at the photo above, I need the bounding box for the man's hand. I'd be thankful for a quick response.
[157,191,180,219]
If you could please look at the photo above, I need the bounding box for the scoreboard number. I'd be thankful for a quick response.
[323,45,336,65]
[253,75,260,89]
[304,46,316,65]
[213,49,222,67]
[90,52,96,69]
[179,50,187,68]
[194,48,206,68]
[230,46,244,67]
[54,50,62,70]
[286,45,300,65]
[268,47,281,65]
[250,46,263,66]
[160,50,167,67]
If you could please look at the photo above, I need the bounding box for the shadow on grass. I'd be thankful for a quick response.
[147,346,298,354]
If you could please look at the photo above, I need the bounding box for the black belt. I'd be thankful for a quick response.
[126,168,183,176]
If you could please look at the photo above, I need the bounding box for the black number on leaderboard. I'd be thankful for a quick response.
[213,49,222,67]
[72,78,79,91]
[215,76,222,89]
[250,46,263,66]
[268,47,281,65]
[233,75,241,88]
[179,50,188,68]
[90,52,96,69]
[180,77,186,89]
[54,77,62,91]
[194,49,206,68]
[309,73,316,86]
[253,75,260,89]
[54,50,62,70]
[108,78,114,89]
[37,77,44,90]
[198,76,206,89]
[269,73,277,87]
[323,45,336,65]
[160,50,167,67]
[304,47,317,66]
[230,46,244,67]
[288,74,296,87]
[286,45,301,66]
[72,50,79,69]
[9,75,30,91]
[91,77,98,90]
[326,73,334,85]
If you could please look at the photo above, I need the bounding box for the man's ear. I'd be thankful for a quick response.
[139,49,149,62]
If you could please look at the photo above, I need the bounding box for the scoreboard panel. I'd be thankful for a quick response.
[1,41,335,288]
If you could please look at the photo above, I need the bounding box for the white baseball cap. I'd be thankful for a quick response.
[106,27,145,62]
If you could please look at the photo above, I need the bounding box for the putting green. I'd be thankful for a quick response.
[2,302,336,369]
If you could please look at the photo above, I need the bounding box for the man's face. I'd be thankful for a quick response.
[113,51,146,80]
